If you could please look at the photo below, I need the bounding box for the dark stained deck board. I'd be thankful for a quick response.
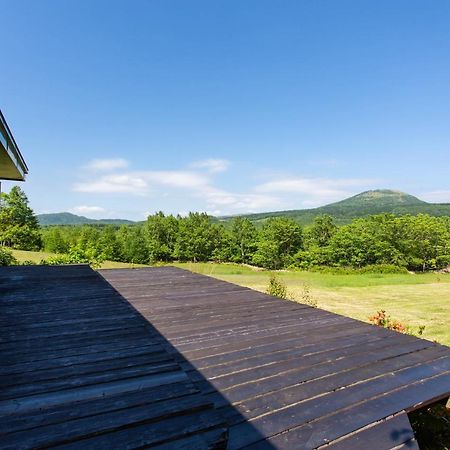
[318,412,418,450]
[0,265,226,449]
[101,267,450,449]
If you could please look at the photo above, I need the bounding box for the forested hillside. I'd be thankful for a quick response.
[220,190,450,226]
[37,212,134,226]
[37,212,450,272]
[2,187,450,272]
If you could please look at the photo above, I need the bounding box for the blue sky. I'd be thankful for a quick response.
[1,0,450,219]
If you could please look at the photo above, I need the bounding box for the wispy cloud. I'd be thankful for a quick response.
[73,157,281,215]
[74,174,149,195]
[84,158,129,171]
[73,157,380,215]
[255,176,378,207]
[419,190,450,203]
[69,205,106,216]
[200,186,282,215]
[74,170,209,195]
[190,158,230,173]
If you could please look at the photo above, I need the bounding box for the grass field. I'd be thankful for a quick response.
[8,250,450,346]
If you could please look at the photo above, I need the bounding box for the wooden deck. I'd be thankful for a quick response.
[1,264,449,449]
[100,266,450,450]
[0,265,227,449]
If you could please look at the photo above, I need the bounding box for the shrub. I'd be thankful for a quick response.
[300,283,317,308]
[303,264,409,275]
[41,244,104,268]
[266,276,317,308]
[369,310,425,337]
[266,275,288,299]
[359,264,409,274]
[21,260,36,266]
[0,248,17,266]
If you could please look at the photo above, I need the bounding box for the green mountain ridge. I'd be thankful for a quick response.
[37,212,135,226]
[219,189,450,226]
[38,190,450,226]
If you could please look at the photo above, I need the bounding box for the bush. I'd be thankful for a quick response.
[302,264,409,275]
[358,264,409,274]
[369,310,425,337]
[41,245,104,268]
[266,275,288,299]
[300,283,317,307]
[0,248,17,266]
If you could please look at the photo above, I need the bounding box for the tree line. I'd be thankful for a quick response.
[2,187,450,271]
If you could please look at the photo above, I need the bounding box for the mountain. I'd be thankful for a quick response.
[38,212,135,226]
[220,190,450,226]
[38,190,450,227]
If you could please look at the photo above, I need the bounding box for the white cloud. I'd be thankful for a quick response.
[69,205,106,216]
[73,157,379,215]
[255,176,378,207]
[201,186,282,213]
[251,177,380,208]
[74,174,149,195]
[419,190,450,203]
[257,177,375,194]
[74,170,209,195]
[84,158,129,171]
[141,171,209,189]
[190,158,230,173]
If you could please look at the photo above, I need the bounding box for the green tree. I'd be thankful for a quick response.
[174,213,220,262]
[0,186,42,250]
[253,218,303,269]
[99,226,121,261]
[42,227,70,253]
[327,216,402,268]
[145,212,179,262]
[397,215,450,271]
[117,225,149,264]
[306,214,337,247]
[230,217,258,263]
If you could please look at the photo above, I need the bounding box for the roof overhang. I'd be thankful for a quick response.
[0,110,28,181]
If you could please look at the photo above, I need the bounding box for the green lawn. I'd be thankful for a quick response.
[8,250,450,346]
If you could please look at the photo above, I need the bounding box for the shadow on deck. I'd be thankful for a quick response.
[0,264,270,449]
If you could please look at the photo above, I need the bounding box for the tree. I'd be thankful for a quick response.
[0,186,42,250]
[174,213,220,262]
[42,227,70,253]
[117,225,149,264]
[327,216,402,268]
[99,226,121,261]
[306,215,337,247]
[230,217,258,263]
[145,212,179,262]
[253,218,303,269]
[397,215,450,271]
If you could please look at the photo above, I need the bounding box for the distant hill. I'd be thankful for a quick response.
[38,212,135,226]
[220,190,450,226]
